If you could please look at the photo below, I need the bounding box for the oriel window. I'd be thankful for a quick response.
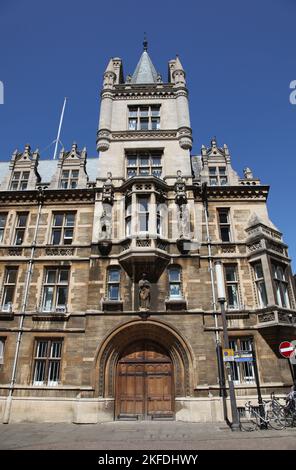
[253,262,268,307]
[14,213,28,245]
[51,213,75,245]
[33,339,63,386]
[138,196,149,232]
[272,264,290,308]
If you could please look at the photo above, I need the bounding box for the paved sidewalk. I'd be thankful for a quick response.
[0,421,296,450]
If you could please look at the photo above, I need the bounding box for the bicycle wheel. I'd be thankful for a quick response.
[239,411,258,431]
[267,410,286,430]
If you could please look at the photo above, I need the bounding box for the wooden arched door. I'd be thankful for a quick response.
[115,341,174,420]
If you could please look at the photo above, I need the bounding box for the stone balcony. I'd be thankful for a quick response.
[256,307,296,329]
[118,236,170,279]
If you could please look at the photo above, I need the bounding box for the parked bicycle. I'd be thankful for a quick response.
[239,400,286,431]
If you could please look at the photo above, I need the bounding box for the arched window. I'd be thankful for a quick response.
[107,267,121,301]
[168,266,182,299]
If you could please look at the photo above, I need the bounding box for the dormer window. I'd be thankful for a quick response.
[209,167,228,186]
[128,105,160,131]
[59,169,79,189]
[10,171,29,190]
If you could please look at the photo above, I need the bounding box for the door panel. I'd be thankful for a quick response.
[116,341,174,420]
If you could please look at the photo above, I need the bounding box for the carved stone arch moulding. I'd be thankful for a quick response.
[93,318,196,398]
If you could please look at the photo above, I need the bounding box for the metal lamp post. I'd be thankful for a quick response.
[214,261,240,431]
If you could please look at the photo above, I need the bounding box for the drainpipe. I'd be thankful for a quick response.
[201,183,228,423]
[3,187,44,423]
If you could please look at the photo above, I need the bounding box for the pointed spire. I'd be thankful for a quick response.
[131,48,158,84]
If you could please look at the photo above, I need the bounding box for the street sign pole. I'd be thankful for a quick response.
[279,341,296,388]
[251,341,267,429]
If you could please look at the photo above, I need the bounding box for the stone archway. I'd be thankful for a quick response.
[94,319,195,418]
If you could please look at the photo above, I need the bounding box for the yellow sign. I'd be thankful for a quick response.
[223,348,234,362]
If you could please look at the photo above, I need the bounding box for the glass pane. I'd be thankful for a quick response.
[59,270,69,283]
[10,182,19,190]
[22,172,30,179]
[210,177,217,186]
[225,266,236,282]
[48,360,60,383]
[34,360,46,383]
[219,167,226,175]
[52,229,61,245]
[221,227,230,242]
[138,197,148,212]
[126,218,131,236]
[230,362,240,382]
[139,168,149,175]
[139,118,149,130]
[258,281,268,307]
[50,342,62,358]
[65,213,75,227]
[219,211,229,224]
[169,268,180,282]
[152,157,161,166]
[6,269,17,283]
[63,229,73,244]
[46,270,56,284]
[152,169,162,177]
[128,107,137,117]
[151,118,160,130]
[140,107,149,116]
[62,170,69,178]
[209,167,216,175]
[43,287,54,311]
[108,285,119,300]
[3,286,14,308]
[227,285,239,308]
[151,106,160,116]
[57,287,67,306]
[0,228,3,242]
[37,341,48,357]
[53,214,64,226]
[170,284,181,298]
[18,214,27,227]
[109,269,120,282]
[70,181,77,189]
[220,177,228,186]
[139,214,148,231]
[71,170,79,178]
[61,180,68,189]
[127,157,137,167]
[254,263,263,279]
[128,119,137,130]
[12,172,20,181]
[139,158,149,167]
[127,169,136,178]
[15,229,24,245]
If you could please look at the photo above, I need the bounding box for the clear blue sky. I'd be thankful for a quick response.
[0,0,295,268]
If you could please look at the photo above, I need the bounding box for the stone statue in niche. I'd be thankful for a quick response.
[99,209,112,240]
[174,170,187,206]
[102,172,114,205]
[243,167,254,179]
[138,273,151,310]
[177,204,190,239]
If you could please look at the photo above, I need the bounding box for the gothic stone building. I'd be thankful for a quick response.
[0,45,295,423]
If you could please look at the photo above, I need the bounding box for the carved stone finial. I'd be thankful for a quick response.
[244,167,253,179]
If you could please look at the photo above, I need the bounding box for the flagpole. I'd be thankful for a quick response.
[53,97,67,160]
